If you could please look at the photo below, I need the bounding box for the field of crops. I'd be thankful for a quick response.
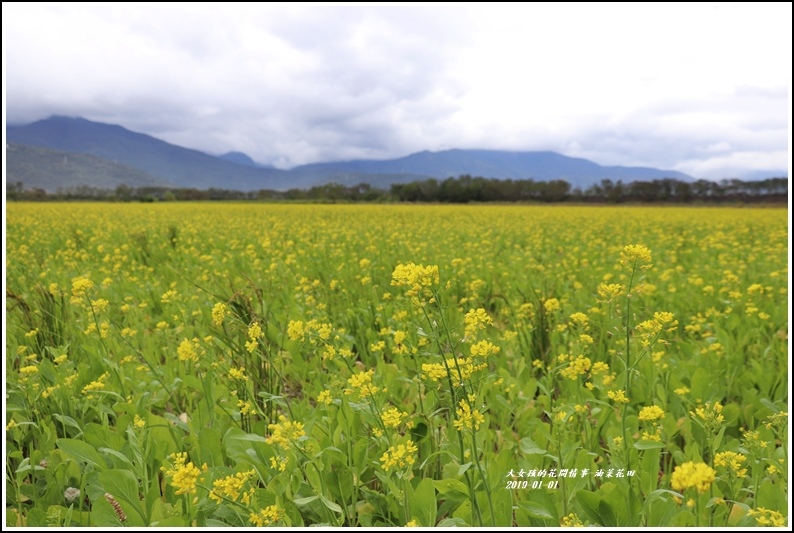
[5,202,789,527]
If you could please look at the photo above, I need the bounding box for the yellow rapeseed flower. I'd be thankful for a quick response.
[607,389,629,404]
[211,302,229,327]
[380,439,418,472]
[638,405,665,422]
[714,451,747,478]
[619,244,653,271]
[453,400,484,432]
[209,469,256,504]
[266,415,306,449]
[161,452,201,495]
[381,407,409,428]
[670,461,716,493]
[249,505,284,527]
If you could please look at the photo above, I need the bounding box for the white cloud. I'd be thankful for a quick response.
[4,3,791,177]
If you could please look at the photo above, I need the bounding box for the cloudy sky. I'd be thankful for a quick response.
[3,3,791,178]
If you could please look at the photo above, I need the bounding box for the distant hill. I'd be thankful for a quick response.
[218,151,258,167]
[217,151,276,169]
[5,143,172,192]
[7,116,694,192]
[288,149,692,188]
[7,116,290,190]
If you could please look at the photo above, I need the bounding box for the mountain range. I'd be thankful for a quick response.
[7,116,696,192]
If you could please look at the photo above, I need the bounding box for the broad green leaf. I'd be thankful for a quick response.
[57,438,106,469]
[519,437,547,455]
[98,469,147,525]
[320,495,344,514]
[575,489,603,526]
[518,501,553,520]
[598,497,618,527]
[410,477,437,527]
[634,440,666,450]
[228,433,268,443]
[98,447,133,466]
[293,495,319,506]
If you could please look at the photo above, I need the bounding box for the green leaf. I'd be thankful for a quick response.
[519,437,547,454]
[98,469,147,525]
[433,478,469,497]
[98,447,133,466]
[437,517,468,527]
[25,508,48,527]
[712,425,726,454]
[576,489,603,526]
[457,462,473,477]
[598,498,617,527]
[162,412,190,433]
[52,415,83,437]
[411,477,437,527]
[228,432,268,443]
[519,501,553,520]
[760,398,781,413]
[319,495,344,514]
[198,427,224,467]
[293,495,319,506]
[6,509,19,528]
[57,438,106,469]
[634,440,666,450]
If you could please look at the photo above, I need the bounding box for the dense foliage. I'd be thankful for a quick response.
[5,203,788,527]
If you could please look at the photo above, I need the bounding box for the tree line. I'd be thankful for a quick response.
[6,176,788,204]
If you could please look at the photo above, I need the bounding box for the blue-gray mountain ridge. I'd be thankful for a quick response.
[7,116,694,192]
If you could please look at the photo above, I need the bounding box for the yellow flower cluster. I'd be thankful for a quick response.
[569,312,589,327]
[607,389,629,404]
[635,312,677,347]
[560,513,584,527]
[391,263,439,305]
[317,390,333,405]
[764,411,787,432]
[561,355,591,380]
[464,308,492,339]
[209,469,256,504]
[597,283,623,302]
[714,451,747,478]
[212,302,229,327]
[266,415,306,449]
[70,277,94,304]
[238,399,257,416]
[421,357,486,387]
[453,400,484,432]
[229,367,247,381]
[619,244,653,271]
[469,340,500,357]
[249,505,285,527]
[177,338,201,362]
[642,429,662,442]
[748,507,786,527]
[19,365,39,376]
[381,407,409,428]
[741,428,768,454]
[345,369,380,399]
[670,461,716,493]
[246,322,264,353]
[161,452,201,495]
[543,298,561,313]
[81,372,110,395]
[270,455,289,472]
[690,402,724,433]
[638,405,665,422]
[286,319,333,343]
[380,439,418,472]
